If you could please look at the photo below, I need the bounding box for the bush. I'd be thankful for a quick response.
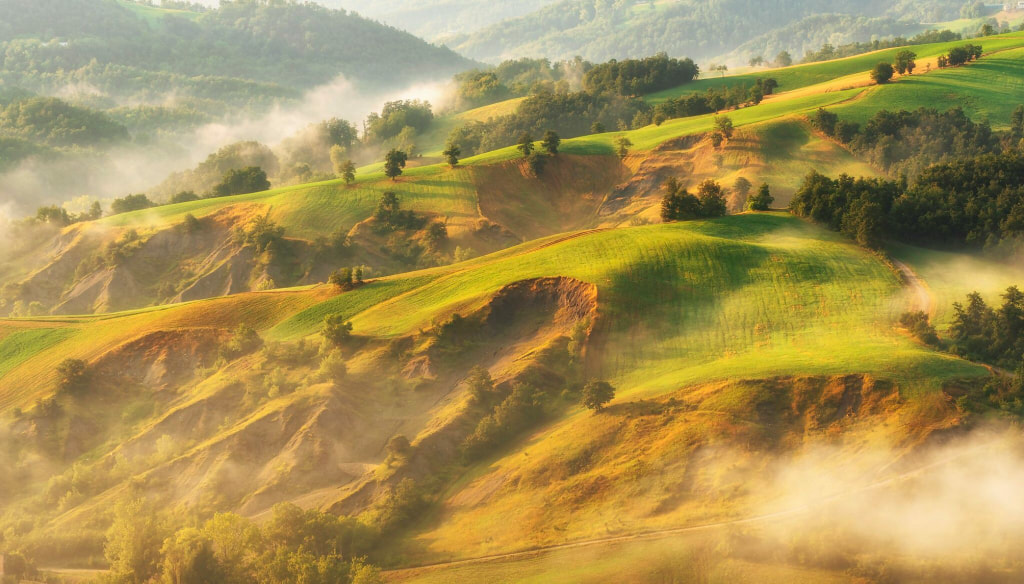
[870,62,894,84]
[317,350,347,385]
[899,311,940,346]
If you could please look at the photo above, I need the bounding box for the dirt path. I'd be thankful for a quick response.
[892,259,934,316]
[384,438,1004,579]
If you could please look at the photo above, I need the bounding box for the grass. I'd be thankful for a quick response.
[833,47,1024,127]
[645,33,1024,104]
[891,243,1024,330]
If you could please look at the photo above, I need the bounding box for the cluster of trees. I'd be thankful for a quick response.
[800,29,960,64]
[647,78,777,127]
[660,178,728,222]
[365,100,433,149]
[100,501,384,584]
[790,149,1024,249]
[582,53,699,97]
[453,57,590,110]
[937,43,984,68]
[812,106,1005,178]
[948,288,1024,371]
[447,89,644,156]
[156,141,278,200]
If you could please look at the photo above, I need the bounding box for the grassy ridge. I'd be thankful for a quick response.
[646,33,1024,104]
[833,46,1024,127]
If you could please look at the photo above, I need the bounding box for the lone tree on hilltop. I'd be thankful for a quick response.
[443,142,461,168]
[582,380,615,412]
[384,149,407,180]
[517,133,535,157]
[541,130,561,155]
[871,62,894,84]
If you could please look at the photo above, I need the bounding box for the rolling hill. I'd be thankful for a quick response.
[1,30,1023,582]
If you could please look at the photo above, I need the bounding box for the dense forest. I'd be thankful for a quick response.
[790,141,1024,249]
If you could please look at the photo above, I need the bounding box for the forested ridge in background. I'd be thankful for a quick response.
[447,0,967,63]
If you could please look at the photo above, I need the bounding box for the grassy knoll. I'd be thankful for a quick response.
[274,213,982,394]
[646,33,1024,104]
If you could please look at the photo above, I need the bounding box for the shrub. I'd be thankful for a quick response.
[56,358,89,394]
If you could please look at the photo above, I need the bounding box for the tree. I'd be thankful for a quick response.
[426,222,448,249]
[733,177,752,198]
[660,179,701,222]
[615,136,632,158]
[541,130,561,155]
[384,149,407,180]
[340,160,356,186]
[105,498,166,584]
[813,108,839,136]
[321,314,353,346]
[714,115,734,139]
[590,121,606,134]
[211,167,270,198]
[697,180,727,217]
[747,183,774,211]
[328,267,353,288]
[516,133,535,157]
[749,56,765,67]
[330,144,348,175]
[56,358,88,394]
[318,350,348,385]
[442,142,461,167]
[775,50,793,67]
[894,50,917,75]
[871,62,894,84]
[581,380,615,412]
[465,365,495,402]
[160,528,223,584]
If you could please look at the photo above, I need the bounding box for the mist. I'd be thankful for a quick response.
[0,74,453,219]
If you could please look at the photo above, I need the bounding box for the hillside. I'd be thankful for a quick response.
[4,32,1023,317]
[1,29,1024,583]
[448,0,964,63]
[0,0,475,213]
[0,213,991,570]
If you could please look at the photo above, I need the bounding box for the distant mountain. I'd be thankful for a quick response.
[327,0,559,41]
[449,0,963,63]
[0,0,475,100]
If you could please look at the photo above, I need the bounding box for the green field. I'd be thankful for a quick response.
[646,33,1024,104]
[833,47,1024,126]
